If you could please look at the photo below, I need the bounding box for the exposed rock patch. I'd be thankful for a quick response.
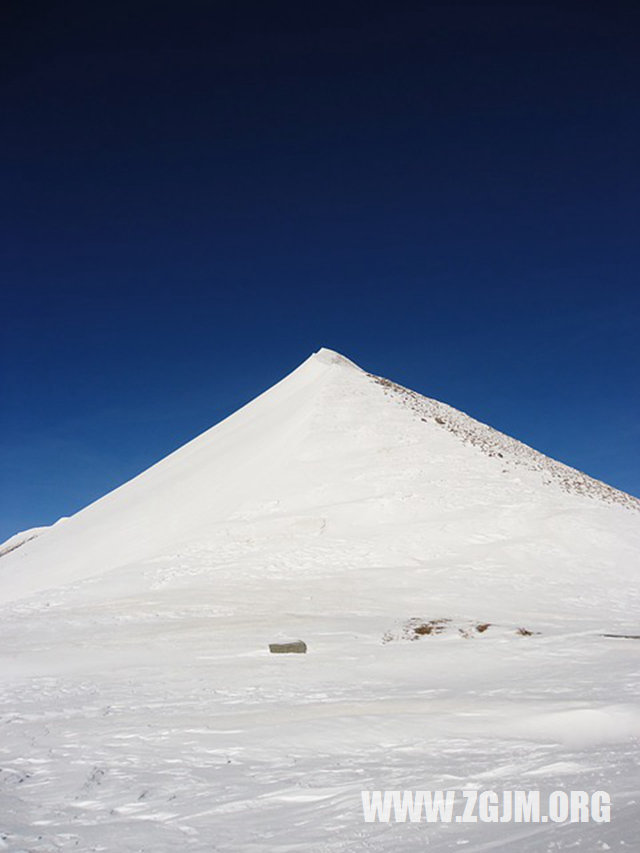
[383,618,540,643]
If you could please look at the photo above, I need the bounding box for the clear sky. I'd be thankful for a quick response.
[1,2,639,542]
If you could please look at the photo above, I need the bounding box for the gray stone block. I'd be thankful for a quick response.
[269,641,307,654]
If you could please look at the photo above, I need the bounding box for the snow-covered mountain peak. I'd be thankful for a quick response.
[1,349,637,605]
[1,350,639,852]
[311,346,362,369]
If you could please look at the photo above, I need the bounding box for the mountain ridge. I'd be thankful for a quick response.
[363,367,639,512]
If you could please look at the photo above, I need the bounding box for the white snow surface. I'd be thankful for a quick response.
[1,347,639,851]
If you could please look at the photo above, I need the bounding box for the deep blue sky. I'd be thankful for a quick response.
[1,2,639,541]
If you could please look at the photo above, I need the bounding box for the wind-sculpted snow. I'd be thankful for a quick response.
[368,372,640,511]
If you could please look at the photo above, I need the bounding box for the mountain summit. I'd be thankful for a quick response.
[1,347,637,604]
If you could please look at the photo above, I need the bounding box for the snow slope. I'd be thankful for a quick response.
[1,348,638,852]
